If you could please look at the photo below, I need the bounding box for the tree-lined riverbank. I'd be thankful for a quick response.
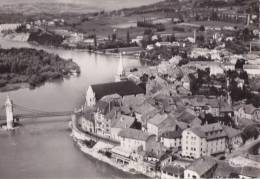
[0,48,80,91]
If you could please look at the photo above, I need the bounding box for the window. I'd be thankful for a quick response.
[192,175,197,179]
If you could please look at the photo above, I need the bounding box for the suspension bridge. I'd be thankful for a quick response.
[0,96,75,129]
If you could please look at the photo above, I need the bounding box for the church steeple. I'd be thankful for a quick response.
[5,95,14,130]
[115,53,127,82]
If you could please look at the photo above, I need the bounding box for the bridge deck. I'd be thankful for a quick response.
[0,111,73,120]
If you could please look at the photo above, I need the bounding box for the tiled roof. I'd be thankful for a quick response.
[214,161,239,178]
[148,113,168,126]
[223,126,241,138]
[187,157,217,176]
[111,114,135,129]
[133,102,157,115]
[190,123,227,140]
[91,81,145,101]
[118,128,155,141]
[162,165,184,175]
[176,109,197,123]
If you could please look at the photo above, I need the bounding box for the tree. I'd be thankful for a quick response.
[126,30,130,45]
[199,25,205,32]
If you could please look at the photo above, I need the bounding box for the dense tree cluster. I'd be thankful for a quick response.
[0,48,80,87]
[28,29,64,47]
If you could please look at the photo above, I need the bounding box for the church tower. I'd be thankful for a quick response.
[5,96,14,130]
[115,53,127,82]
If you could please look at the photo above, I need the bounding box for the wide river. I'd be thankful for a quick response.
[0,39,141,178]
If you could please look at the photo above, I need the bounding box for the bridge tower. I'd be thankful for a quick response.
[5,96,14,130]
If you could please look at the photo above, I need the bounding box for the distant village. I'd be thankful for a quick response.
[0,0,260,178]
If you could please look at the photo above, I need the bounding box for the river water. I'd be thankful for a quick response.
[0,39,141,178]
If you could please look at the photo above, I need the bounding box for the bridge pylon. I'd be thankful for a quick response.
[5,96,14,130]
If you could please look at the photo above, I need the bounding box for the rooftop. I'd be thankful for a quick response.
[190,123,227,140]
[187,157,217,176]
[90,81,145,101]
[161,129,182,139]
[162,165,184,175]
[118,128,155,141]
[148,113,168,126]
[111,114,135,129]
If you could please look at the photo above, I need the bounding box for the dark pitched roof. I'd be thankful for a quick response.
[91,81,145,100]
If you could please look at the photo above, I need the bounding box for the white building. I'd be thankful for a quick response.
[161,130,182,149]
[0,23,21,32]
[182,123,227,159]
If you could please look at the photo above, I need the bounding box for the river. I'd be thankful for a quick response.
[0,39,141,178]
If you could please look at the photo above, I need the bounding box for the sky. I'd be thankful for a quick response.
[0,0,161,10]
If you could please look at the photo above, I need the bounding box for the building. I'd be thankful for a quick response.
[234,104,260,122]
[182,123,227,159]
[85,81,145,107]
[118,128,156,152]
[0,23,21,32]
[161,130,182,149]
[223,125,243,151]
[94,100,120,138]
[147,113,168,136]
[184,157,217,179]
[78,111,95,133]
[133,102,159,126]
[110,114,135,141]
[115,53,128,82]
[161,165,184,179]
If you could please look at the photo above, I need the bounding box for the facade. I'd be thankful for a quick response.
[147,113,168,137]
[161,130,182,149]
[184,157,217,179]
[85,81,145,107]
[133,102,159,126]
[182,123,227,159]
[223,126,243,151]
[110,114,135,141]
[79,111,95,133]
[118,128,156,152]
[161,130,182,148]
[235,104,260,122]
[94,100,119,138]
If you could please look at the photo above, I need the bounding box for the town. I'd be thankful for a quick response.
[0,0,260,178]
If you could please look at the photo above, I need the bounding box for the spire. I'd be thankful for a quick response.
[5,95,12,106]
[115,53,127,82]
[117,53,125,76]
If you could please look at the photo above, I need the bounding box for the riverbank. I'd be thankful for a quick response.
[70,114,157,178]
